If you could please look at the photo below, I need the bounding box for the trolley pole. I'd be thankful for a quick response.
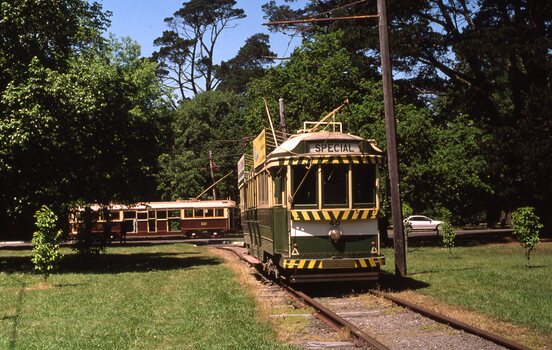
[279,98,286,134]
[209,150,217,200]
[377,0,406,277]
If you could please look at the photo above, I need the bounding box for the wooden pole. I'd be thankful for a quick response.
[377,0,406,277]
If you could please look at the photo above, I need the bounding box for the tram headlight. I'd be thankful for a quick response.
[328,228,343,242]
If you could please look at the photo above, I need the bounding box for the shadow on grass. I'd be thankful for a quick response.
[0,252,220,274]
[383,232,516,248]
[293,272,431,298]
[4,274,26,350]
[408,266,479,276]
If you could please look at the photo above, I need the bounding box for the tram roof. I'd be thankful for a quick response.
[80,200,236,211]
[268,131,382,157]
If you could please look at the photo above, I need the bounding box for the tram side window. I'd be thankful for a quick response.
[168,210,181,218]
[123,211,136,220]
[239,187,246,211]
[273,168,286,206]
[257,172,269,207]
[194,209,204,217]
[205,209,214,217]
[215,208,224,217]
[322,164,348,207]
[352,164,376,206]
[184,209,193,218]
[292,166,317,208]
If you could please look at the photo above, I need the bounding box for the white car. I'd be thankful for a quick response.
[404,215,443,233]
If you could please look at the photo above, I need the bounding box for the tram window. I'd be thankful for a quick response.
[322,164,348,207]
[204,209,213,217]
[239,187,246,210]
[110,211,121,220]
[292,165,317,207]
[274,168,286,206]
[168,219,180,232]
[257,172,269,206]
[184,209,193,218]
[98,210,108,221]
[137,212,148,220]
[148,219,156,232]
[123,211,136,219]
[123,220,134,233]
[352,164,376,206]
[157,210,167,219]
[194,209,204,217]
[168,210,180,218]
[148,211,156,219]
[215,208,224,217]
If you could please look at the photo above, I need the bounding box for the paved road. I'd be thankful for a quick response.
[0,237,242,249]
[387,228,512,238]
[1,229,513,248]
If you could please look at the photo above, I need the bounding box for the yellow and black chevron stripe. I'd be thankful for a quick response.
[290,209,378,221]
[282,257,385,269]
[266,155,382,169]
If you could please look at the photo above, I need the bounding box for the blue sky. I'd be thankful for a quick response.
[98,0,304,62]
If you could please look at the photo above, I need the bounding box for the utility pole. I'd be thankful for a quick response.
[377,0,406,277]
[209,150,217,200]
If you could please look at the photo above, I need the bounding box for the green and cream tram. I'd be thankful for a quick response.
[238,122,385,283]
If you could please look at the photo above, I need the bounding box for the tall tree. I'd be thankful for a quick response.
[157,91,249,201]
[152,0,246,99]
[216,33,276,94]
[263,0,552,225]
[0,0,110,88]
[0,36,170,239]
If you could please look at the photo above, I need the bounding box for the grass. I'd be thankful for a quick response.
[381,241,552,334]
[0,244,294,350]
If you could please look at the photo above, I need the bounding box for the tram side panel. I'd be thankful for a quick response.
[272,206,289,258]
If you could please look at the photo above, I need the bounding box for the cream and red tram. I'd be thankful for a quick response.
[70,200,237,239]
[238,122,385,283]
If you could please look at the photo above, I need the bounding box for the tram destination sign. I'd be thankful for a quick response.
[308,142,360,154]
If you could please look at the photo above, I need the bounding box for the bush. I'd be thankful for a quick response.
[511,207,542,267]
[440,208,455,255]
[32,206,63,281]
[441,222,455,255]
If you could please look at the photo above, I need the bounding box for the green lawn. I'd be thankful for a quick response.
[381,241,552,333]
[0,244,293,350]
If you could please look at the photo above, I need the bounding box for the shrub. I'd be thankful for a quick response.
[440,208,455,255]
[511,207,542,267]
[441,222,455,255]
[32,206,63,281]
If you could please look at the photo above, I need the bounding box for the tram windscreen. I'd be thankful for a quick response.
[352,164,376,206]
[292,166,317,207]
[322,164,348,207]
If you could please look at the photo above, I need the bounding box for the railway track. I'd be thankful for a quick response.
[217,245,532,350]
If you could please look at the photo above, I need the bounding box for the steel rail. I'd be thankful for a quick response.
[282,284,389,350]
[370,290,532,350]
[219,246,532,350]
[217,246,389,349]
